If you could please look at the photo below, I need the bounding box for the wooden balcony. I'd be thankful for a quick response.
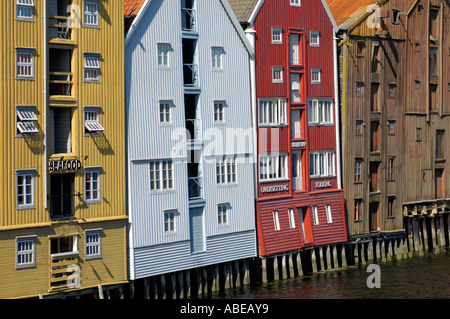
[50,252,80,290]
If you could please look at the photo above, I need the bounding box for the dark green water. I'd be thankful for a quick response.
[212,249,450,299]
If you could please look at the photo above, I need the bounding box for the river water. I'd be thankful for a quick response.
[211,249,450,299]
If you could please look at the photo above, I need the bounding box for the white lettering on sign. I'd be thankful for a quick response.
[292,141,306,148]
[315,181,332,188]
[48,159,82,172]
[260,184,289,193]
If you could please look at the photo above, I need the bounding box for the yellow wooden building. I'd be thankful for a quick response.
[0,0,127,298]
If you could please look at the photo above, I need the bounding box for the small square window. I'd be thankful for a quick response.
[16,237,36,268]
[218,204,229,226]
[16,170,35,209]
[415,80,420,88]
[357,41,366,55]
[84,107,104,134]
[159,101,172,123]
[310,31,320,47]
[272,67,283,83]
[356,82,364,96]
[164,210,176,233]
[84,1,99,27]
[157,43,170,68]
[84,54,100,82]
[16,49,34,79]
[272,28,283,44]
[85,230,102,259]
[16,0,34,20]
[414,42,420,51]
[85,168,101,203]
[211,47,224,70]
[311,69,321,84]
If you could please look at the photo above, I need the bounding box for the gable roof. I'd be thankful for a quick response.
[326,0,380,29]
[124,0,146,17]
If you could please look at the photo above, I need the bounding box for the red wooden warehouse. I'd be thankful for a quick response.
[229,0,348,257]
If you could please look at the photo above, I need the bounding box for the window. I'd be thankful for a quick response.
[429,9,439,40]
[216,156,237,185]
[356,120,364,135]
[354,199,363,221]
[84,108,104,133]
[259,154,288,181]
[387,120,395,135]
[387,157,395,181]
[157,43,170,67]
[272,67,283,83]
[356,82,364,96]
[312,206,319,225]
[291,73,301,102]
[84,1,99,27]
[150,160,173,191]
[308,99,333,125]
[16,170,35,209]
[355,158,363,183]
[16,237,35,268]
[357,41,366,55]
[159,101,172,123]
[211,47,223,70]
[436,130,445,159]
[290,0,301,6]
[389,83,397,97]
[325,205,333,224]
[16,107,38,135]
[416,127,422,141]
[85,168,101,203]
[84,54,100,82]
[392,9,400,24]
[259,98,287,126]
[16,49,34,79]
[164,210,176,233]
[310,31,319,47]
[218,204,229,226]
[85,230,102,259]
[290,34,300,65]
[429,47,438,76]
[288,208,296,229]
[309,151,335,178]
[16,0,34,20]
[271,28,283,44]
[311,69,321,84]
[214,101,225,123]
[51,236,78,256]
[273,211,281,231]
[387,197,395,218]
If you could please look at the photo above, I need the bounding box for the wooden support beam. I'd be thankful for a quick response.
[288,254,295,278]
[319,247,325,271]
[144,278,150,299]
[98,285,104,300]
[340,245,347,268]
[261,258,268,283]
[273,257,280,281]
[281,255,288,278]
[296,252,304,276]
[311,249,318,273]
[326,245,332,270]
[333,245,339,269]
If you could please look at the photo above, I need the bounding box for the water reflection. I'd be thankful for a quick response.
[212,249,450,299]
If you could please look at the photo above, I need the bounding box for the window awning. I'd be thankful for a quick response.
[85,122,104,132]
[17,121,38,134]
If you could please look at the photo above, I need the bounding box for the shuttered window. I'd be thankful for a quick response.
[189,208,205,253]
[16,107,38,135]
[84,1,99,27]
[84,108,104,133]
[84,54,100,82]
[17,237,35,268]
[85,230,102,259]
[16,0,34,20]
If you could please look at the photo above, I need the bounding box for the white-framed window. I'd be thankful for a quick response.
[290,0,301,6]
[16,106,38,135]
[272,67,283,83]
[16,0,34,20]
[288,208,296,229]
[16,49,34,79]
[326,204,333,224]
[310,31,320,47]
[271,28,283,44]
[159,100,172,123]
[311,68,321,84]
[16,170,35,209]
[164,210,176,233]
[308,99,334,125]
[259,98,287,126]
[273,210,281,231]
[218,203,229,226]
[84,0,99,27]
[216,156,237,185]
[51,236,78,257]
[312,206,319,225]
[85,229,102,259]
[16,236,36,268]
[157,43,170,67]
[214,101,225,123]
[85,168,101,203]
[84,53,100,82]
[291,73,301,102]
[84,107,104,133]
[150,160,174,191]
[259,154,288,181]
[211,47,224,70]
[309,151,336,178]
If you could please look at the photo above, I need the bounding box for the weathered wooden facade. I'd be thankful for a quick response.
[229,0,348,259]
[328,0,450,241]
[124,0,257,296]
[0,0,128,298]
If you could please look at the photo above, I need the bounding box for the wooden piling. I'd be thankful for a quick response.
[178,271,185,298]
[353,243,359,265]
[319,247,325,271]
[430,216,439,252]
[361,243,366,266]
[288,254,295,277]
[387,240,393,261]
[234,261,241,288]
[375,240,381,261]
[186,270,191,298]
[438,215,446,247]
[261,258,268,283]
[332,245,339,269]
[242,260,250,285]
[203,267,209,294]
[311,249,318,273]
[296,252,304,276]
[144,278,150,299]
[340,245,347,268]
[273,257,280,281]
[325,245,332,270]
[161,275,167,299]
[381,240,386,262]
[98,285,104,300]
[281,255,288,279]
[422,217,429,251]
[367,241,374,262]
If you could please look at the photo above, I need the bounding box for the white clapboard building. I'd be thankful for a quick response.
[125,0,257,290]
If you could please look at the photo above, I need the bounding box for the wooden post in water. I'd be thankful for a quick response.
[273,256,280,281]
[361,243,367,266]
[326,245,332,270]
[381,240,386,263]
[178,271,185,298]
[161,274,167,299]
[412,218,420,253]
[311,249,318,273]
[333,245,339,269]
[296,252,304,276]
[224,262,232,289]
[144,278,150,299]
[243,260,250,285]
[196,268,203,297]
[438,214,446,247]
[386,240,393,261]
[421,217,429,251]
[203,267,209,294]
[98,285,104,299]
[288,254,295,277]
[354,243,359,265]
[151,276,158,299]
[430,216,437,252]
[261,258,268,283]
[186,270,191,298]
[340,245,347,268]
[319,247,325,271]
[367,241,374,262]
[234,261,241,288]
[281,254,288,279]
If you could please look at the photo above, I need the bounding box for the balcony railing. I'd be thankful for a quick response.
[50,252,80,290]
[49,72,73,96]
[181,8,197,32]
[48,16,73,41]
[186,119,202,144]
[188,176,203,200]
[183,64,199,88]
